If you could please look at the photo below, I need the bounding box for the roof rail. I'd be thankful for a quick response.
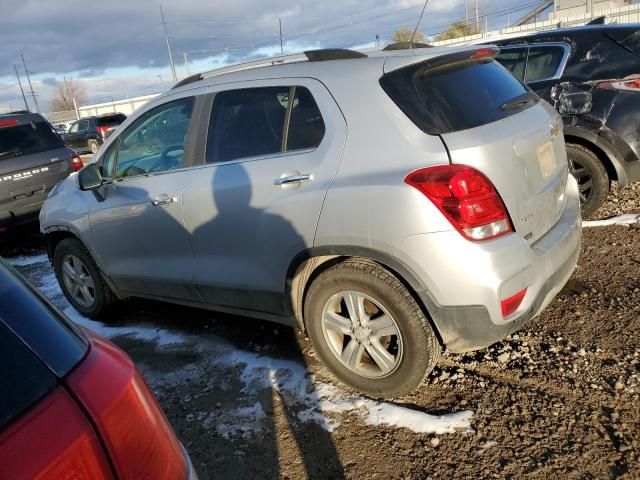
[383,42,433,50]
[172,48,367,89]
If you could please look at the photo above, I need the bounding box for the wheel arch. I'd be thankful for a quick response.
[285,246,443,345]
[564,127,627,185]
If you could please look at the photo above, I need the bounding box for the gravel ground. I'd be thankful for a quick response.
[3,184,639,480]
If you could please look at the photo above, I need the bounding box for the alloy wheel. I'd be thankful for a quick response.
[568,158,593,204]
[321,291,403,378]
[60,254,96,308]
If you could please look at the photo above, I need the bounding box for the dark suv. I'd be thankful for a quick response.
[63,113,126,154]
[0,112,82,236]
[493,25,640,215]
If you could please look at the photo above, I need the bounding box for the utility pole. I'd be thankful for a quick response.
[21,54,39,112]
[160,6,177,84]
[182,52,190,76]
[474,0,480,33]
[464,0,469,27]
[279,18,284,55]
[13,64,29,111]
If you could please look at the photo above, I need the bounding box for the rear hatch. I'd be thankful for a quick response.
[381,48,568,244]
[0,118,73,223]
[96,113,126,139]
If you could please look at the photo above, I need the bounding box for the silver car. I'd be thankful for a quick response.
[40,46,581,398]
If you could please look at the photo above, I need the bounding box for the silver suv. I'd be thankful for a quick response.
[40,46,581,398]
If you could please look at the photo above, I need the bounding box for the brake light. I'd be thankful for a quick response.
[598,75,640,92]
[405,165,513,241]
[0,119,18,127]
[501,288,527,318]
[71,154,83,172]
[65,335,186,480]
[471,47,498,60]
[96,126,110,137]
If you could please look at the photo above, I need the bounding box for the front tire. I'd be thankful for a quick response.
[54,238,114,319]
[304,259,440,399]
[566,143,610,216]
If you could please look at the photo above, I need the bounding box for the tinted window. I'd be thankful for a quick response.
[526,46,565,82]
[97,114,126,127]
[621,31,640,55]
[207,87,289,164]
[381,58,534,134]
[78,120,89,131]
[114,97,194,178]
[0,321,56,429]
[497,48,527,81]
[0,121,65,160]
[286,87,325,151]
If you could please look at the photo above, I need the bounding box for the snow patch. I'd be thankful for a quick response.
[6,253,49,267]
[63,306,187,346]
[583,214,640,228]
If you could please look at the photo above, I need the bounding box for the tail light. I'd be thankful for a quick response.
[405,165,513,241]
[71,154,83,172]
[65,335,186,480]
[0,119,18,127]
[96,126,110,137]
[501,288,527,318]
[0,389,114,480]
[598,75,640,92]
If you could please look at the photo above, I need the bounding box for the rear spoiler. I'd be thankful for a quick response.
[382,46,499,74]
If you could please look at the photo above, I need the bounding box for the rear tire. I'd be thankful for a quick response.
[53,238,114,319]
[566,143,609,216]
[304,258,440,399]
[88,139,99,154]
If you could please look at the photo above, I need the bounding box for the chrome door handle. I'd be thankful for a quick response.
[274,174,313,185]
[152,195,178,206]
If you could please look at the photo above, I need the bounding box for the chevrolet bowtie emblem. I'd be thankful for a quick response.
[550,122,561,138]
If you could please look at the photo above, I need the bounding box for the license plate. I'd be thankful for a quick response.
[537,141,556,178]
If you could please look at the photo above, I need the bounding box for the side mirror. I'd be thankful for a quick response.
[78,164,103,191]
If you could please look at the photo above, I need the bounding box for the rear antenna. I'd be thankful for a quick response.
[410,0,430,49]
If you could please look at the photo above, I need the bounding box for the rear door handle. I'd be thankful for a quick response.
[274,174,313,186]
[152,194,178,206]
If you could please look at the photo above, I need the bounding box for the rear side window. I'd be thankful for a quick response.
[0,321,56,429]
[622,31,640,55]
[526,46,565,82]
[206,86,324,164]
[0,121,64,160]
[381,58,535,134]
[497,48,527,81]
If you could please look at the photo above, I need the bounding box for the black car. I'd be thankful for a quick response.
[63,113,126,154]
[492,25,640,215]
[0,112,82,236]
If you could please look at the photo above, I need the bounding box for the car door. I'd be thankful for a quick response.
[63,121,81,149]
[87,94,201,301]
[181,80,347,315]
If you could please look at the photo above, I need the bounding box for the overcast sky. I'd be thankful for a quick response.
[0,0,546,113]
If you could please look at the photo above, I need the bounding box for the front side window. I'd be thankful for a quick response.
[113,97,194,178]
[100,140,118,178]
[526,46,566,82]
[68,122,79,133]
[497,47,528,82]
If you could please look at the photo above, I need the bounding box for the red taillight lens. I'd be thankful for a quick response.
[71,155,83,172]
[471,47,498,60]
[405,165,513,241]
[65,335,186,480]
[0,119,18,127]
[96,126,110,137]
[598,75,640,92]
[501,288,527,318]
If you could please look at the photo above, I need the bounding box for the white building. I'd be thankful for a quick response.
[550,0,631,20]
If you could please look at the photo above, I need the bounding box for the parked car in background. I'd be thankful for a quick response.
[53,122,71,133]
[41,46,581,398]
[491,24,640,215]
[0,260,197,480]
[0,111,82,237]
[64,113,127,154]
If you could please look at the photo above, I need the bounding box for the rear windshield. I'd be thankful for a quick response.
[0,121,64,160]
[97,114,126,127]
[380,58,536,134]
[0,321,56,429]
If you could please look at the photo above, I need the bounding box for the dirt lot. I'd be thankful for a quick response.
[4,183,640,480]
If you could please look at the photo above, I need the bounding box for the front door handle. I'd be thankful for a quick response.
[274,173,313,186]
[152,194,178,206]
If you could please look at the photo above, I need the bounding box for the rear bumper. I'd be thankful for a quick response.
[0,201,43,230]
[401,176,582,353]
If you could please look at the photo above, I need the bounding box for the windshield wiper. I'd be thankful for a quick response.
[500,93,533,111]
[0,149,23,159]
